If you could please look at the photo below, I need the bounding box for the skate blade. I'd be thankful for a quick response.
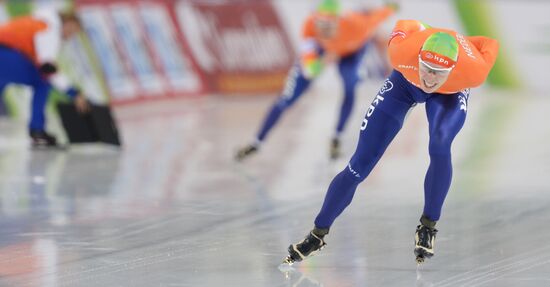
[32,144,69,151]
[416,255,425,264]
[281,255,295,266]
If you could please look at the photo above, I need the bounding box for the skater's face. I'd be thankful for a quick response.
[62,20,81,40]
[418,58,452,93]
[314,14,339,39]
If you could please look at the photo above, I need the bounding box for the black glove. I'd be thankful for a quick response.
[39,62,58,75]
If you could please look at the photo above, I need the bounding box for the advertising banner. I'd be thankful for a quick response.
[78,5,138,101]
[110,3,166,96]
[137,2,202,94]
[76,0,204,104]
[175,0,294,94]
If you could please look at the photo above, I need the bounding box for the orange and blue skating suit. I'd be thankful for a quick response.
[255,7,394,143]
[314,20,499,228]
[301,7,394,58]
[0,16,48,65]
[0,13,77,132]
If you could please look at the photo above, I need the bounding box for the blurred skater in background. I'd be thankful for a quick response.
[235,0,397,161]
[0,9,89,147]
[283,19,499,265]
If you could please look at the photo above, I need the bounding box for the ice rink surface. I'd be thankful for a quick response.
[0,80,549,286]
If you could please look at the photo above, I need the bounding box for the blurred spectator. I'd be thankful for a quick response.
[0,9,89,148]
[236,0,396,161]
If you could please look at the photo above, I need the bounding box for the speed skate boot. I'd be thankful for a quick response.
[235,144,258,162]
[414,216,438,264]
[30,130,58,148]
[283,227,329,265]
[329,138,340,160]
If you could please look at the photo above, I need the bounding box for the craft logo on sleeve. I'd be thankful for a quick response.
[455,33,476,59]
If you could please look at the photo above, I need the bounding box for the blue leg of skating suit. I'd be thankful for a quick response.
[314,71,468,228]
[422,89,468,221]
[256,65,312,142]
[0,46,52,132]
[335,44,369,135]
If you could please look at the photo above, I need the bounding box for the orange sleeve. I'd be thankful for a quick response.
[387,21,431,72]
[388,20,430,46]
[320,9,392,56]
[362,6,395,28]
[299,16,320,70]
[468,36,499,69]
[0,17,48,64]
[349,7,394,43]
[451,35,499,88]
[302,16,316,39]
[299,16,322,76]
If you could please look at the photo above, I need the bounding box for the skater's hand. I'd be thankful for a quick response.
[74,94,91,114]
[303,59,323,79]
[39,62,58,76]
